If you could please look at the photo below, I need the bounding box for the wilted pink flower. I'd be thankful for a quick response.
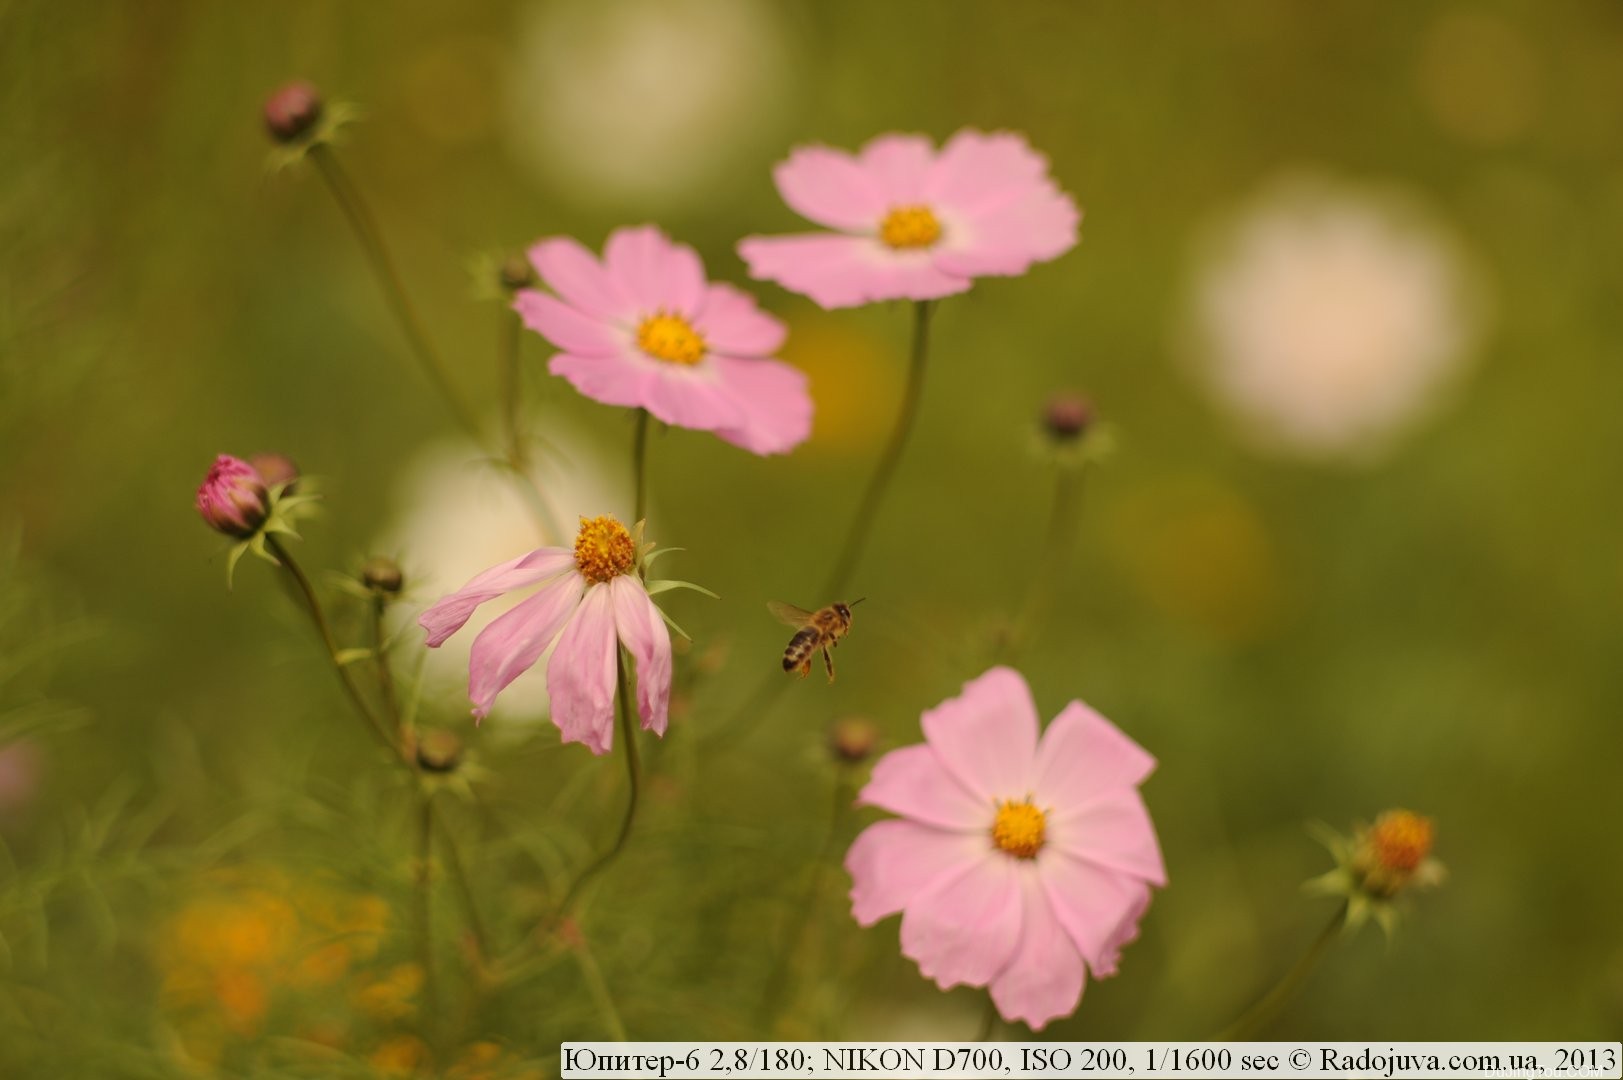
[195,455,269,538]
[418,515,671,754]
[845,667,1164,1030]
[515,226,812,456]
[738,130,1081,309]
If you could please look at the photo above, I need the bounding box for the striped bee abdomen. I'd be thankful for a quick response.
[783,627,820,671]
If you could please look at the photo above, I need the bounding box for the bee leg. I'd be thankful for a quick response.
[797,657,812,679]
[823,647,836,684]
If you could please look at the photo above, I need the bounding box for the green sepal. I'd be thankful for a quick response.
[334,648,374,667]
[264,100,363,173]
[645,578,719,600]
[657,608,693,641]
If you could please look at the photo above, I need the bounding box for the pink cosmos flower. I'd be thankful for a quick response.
[845,667,1165,1030]
[738,130,1081,309]
[514,225,812,456]
[417,515,671,755]
[195,455,269,537]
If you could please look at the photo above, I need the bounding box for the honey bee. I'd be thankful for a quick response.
[768,598,865,683]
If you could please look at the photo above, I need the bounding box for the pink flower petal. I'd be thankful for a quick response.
[1032,700,1157,814]
[1038,851,1153,974]
[706,355,813,455]
[418,548,572,648]
[924,130,1053,214]
[846,819,986,926]
[545,585,620,755]
[773,144,886,230]
[693,283,786,356]
[640,363,750,435]
[989,870,1087,1031]
[528,237,634,321]
[514,290,628,356]
[899,851,1023,990]
[859,133,935,203]
[609,576,671,737]
[933,184,1081,278]
[467,572,585,718]
[738,234,970,309]
[858,743,987,831]
[1090,887,1151,978]
[605,225,705,316]
[1049,789,1167,886]
[548,353,655,411]
[920,667,1040,806]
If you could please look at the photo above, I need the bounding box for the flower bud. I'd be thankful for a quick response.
[499,253,536,292]
[263,81,323,144]
[415,730,464,774]
[196,455,269,538]
[829,717,879,765]
[1041,392,1094,442]
[361,557,404,595]
[1353,809,1436,898]
[248,452,300,492]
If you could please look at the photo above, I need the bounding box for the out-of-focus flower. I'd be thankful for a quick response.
[0,740,42,816]
[1306,810,1446,937]
[1034,391,1113,469]
[196,455,269,538]
[516,225,812,455]
[739,130,1080,309]
[420,514,691,755]
[361,556,405,595]
[845,667,1165,1030]
[158,868,394,1065]
[379,426,626,727]
[248,451,300,492]
[1185,177,1485,461]
[829,717,880,765]
[505,0,791,209]
[264,81,323,144]
[446,1040,545,1080]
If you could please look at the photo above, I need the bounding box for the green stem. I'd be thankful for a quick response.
[631,408,651,526]
[571,933,630,1040]
[554,650,641,918]
[416,790,439,1046]
[1217,902,1347,1040]
[760,766,853,1026]
[264,534,399,757]
[822,299,934,598]
[502,307,526,472]
[370,593,404,745]
[308,143,481,439]
[975,994,1000,1041]
[1008,464,1088,658]
[431,799,491,963]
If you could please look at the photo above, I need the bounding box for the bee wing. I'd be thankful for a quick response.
[767,601,815,628]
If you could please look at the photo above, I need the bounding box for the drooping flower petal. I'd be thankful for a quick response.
[989,869,1087,1031]
[608,575,672,736]
[846,820,986,926]
[419,548,573,647]
[919,666,1039,806]
[545,584,620,754]
[466,572,585,719]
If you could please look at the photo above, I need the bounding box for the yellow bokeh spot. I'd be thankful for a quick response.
[991,798,1047,859]
[879,205,943,249]
[636,311,706,365]
[573,515,635,584]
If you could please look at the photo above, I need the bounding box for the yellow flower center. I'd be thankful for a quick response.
[573,515,635,584]
[991,798,1047,859]
[636,311,706,365]
[879,205,943,249]
[1368,810,1433,872]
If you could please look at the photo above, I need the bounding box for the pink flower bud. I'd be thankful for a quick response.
[1042,392,1094,441]
[263,81,323,144]
[196,455,269,538]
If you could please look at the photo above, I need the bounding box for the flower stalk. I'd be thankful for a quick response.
[1217,901,1347,1041]
[553,649,642,919]
[823,299,934,597]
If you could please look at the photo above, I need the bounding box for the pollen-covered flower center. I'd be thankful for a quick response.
[1368,810,1433,872]
[879,205,943,249]
[573,515,636,584]
[991,799,1047,859]
[636,311,706,365]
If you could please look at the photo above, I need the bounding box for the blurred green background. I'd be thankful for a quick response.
[4,0,1622,1074]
